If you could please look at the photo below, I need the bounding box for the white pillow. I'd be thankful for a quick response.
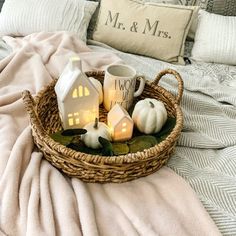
[191,10,236,65]
[0,0,98,42]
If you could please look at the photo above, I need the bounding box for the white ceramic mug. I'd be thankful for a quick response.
[103,64,146,111]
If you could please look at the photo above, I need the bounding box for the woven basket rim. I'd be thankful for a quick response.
[32,77,183,165]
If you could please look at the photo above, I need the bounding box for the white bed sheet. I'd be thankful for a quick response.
[0,35,235,235]
[88,39,236,235]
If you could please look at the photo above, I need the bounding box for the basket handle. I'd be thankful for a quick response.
[21,90,45,135]
[152,69,183,105]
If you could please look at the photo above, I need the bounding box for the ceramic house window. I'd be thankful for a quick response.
[68,112,80,126]
[107,104,134,141]
[55,57,99,129]
[72,86,90,98]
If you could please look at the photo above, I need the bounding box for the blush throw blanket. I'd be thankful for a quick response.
[0,32,220,236]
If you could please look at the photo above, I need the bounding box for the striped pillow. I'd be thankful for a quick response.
[0,0,98,41]
[191,10,236,65]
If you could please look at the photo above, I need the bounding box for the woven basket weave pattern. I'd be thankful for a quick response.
[22,69,183,183]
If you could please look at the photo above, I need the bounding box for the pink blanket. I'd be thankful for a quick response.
[0,32,221,236]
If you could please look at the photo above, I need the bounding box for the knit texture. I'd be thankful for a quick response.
[88,39,236,235]
[185,0,236,16]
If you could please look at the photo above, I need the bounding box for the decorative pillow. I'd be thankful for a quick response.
[144,1,199,39]
[191,10,236,65]
[87,0,198,40]
[0,0,98,42]
[93,0,197,64]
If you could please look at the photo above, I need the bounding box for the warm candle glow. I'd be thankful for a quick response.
[55,57,100,129]
[107,104,134,142]
[69,118,74,126]
[72,88,78,98]
[84,87,90,96]
[79,85,83,97]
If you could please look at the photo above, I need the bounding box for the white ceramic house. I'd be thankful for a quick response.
[107,104,134,141]
[55,57,99,129]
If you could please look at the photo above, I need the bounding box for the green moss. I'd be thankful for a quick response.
[50,117,177,156]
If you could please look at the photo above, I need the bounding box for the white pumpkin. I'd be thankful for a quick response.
[132,98,167,134]
[82,118,111,149]
[89,77,103,105]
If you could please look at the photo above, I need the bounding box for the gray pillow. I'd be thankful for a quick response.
[185,0,236,16]
[0,0,5,11]
[87,0,100,39]
[207,0,236,16]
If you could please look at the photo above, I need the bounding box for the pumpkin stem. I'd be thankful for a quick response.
[94,118,99,129]
[149,101,155,108]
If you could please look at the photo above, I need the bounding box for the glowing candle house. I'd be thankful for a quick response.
[107,104,134,142]
[55,57,99,129]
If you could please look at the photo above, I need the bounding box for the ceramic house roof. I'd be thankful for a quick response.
[55,68,98,102]
[108,104,133,127]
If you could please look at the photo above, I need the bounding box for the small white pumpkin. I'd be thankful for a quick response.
[132,98,167,134]
[89,77,103,105]
[82,118,111,149]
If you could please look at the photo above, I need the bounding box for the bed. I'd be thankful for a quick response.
[0,0,236,235]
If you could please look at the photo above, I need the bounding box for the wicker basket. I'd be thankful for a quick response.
[22,69,183,183]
